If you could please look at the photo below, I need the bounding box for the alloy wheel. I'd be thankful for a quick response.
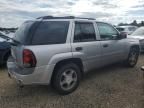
[60,69,77,91]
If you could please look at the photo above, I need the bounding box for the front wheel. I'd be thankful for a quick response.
[53,63,81,95]
[125,47,139,67]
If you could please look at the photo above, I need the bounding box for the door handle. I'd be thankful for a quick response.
[75,47,83,51]
[103,44,109,48]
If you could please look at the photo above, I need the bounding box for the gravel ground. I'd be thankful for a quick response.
[0,55,144,108]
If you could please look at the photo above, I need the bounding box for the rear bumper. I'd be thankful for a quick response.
[7,58,55,85]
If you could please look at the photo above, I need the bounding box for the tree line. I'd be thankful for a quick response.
[118,20,144,27]
[0,27,18,33]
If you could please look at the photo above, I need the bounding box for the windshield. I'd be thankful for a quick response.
[116,27,125,32]
[131,27,144,36]
[14,21,34,43]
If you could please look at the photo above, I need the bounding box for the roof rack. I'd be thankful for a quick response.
[36,16,95,20]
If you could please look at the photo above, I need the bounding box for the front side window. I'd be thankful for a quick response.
[97,22,118,40]
[74,22,96,42]
[32,21,69,45]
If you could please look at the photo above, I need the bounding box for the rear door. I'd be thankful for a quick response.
[71,21,102,72]
[96,22,125,65]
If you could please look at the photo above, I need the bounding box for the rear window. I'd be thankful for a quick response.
[32,21,69,45]
[14,21,34,44]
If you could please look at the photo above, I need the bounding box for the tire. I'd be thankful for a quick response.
[53,63,81,95]
[125,47,139,67]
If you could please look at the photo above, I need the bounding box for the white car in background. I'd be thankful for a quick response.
[0,32,7,42]
[128,27,144,52]
[7,32,15,38]
[116,26,137,35]
[1,31,14,38]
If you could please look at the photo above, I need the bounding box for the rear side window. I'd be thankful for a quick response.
[32,21,69,45]
[74,22,96,42]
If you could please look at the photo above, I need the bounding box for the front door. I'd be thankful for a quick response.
[96,22,125,65]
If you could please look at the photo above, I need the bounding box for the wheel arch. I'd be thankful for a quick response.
[50,58,84,84]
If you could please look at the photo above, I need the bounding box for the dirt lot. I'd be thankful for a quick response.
[0,55,144,108]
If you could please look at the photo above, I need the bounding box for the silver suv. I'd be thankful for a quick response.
[7,16,140,94]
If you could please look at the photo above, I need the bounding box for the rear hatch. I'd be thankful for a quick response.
[11,21,36,66]
[11,20,70,68]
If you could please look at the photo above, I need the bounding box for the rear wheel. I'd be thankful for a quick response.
[125,47,139,67]
[53,63,81,95]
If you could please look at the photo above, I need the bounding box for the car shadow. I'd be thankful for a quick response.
[83,63,126,81]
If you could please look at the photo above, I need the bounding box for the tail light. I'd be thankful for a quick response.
[23,49,36,68]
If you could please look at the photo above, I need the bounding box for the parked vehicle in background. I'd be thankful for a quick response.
[0,32,11,65]
[116,26,137,35]
[7,16,140,94]
[128,27,144,52]
[6,32,15,38]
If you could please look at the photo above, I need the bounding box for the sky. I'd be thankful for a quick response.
[0,0,144,28]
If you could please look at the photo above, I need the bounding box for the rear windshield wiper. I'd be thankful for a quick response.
[0,34,20,46]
